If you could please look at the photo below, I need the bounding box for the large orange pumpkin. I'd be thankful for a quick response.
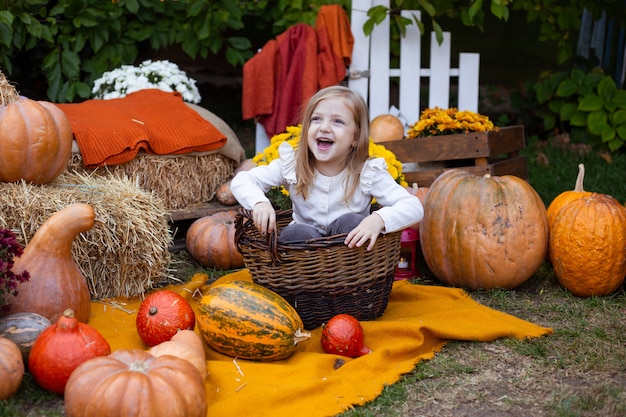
[549,193,626,297]
[186,210,244,269]
[64,349,207,417]
[0,72,72,184]
[0,337,24,400]
[419,170,549,290]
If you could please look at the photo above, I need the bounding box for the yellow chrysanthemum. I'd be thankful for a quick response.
[406,107,496,139]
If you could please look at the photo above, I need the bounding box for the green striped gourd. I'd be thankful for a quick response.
[0,312,51,362]
[196,280,310,361]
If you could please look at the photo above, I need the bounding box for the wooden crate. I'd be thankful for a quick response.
[382,125,527,187]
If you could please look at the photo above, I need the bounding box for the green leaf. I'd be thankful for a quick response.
[0,11,15,26]
[416,0,436,17]
[597,76,617,101]
[556,79,577,97]
[542,113,556,130]
[612,90,626,109]
[570,110,588,127]
[613,109,626,126]
[578,94,604,112]
[587,110,608,135]
[601,125,616,143]
[61,49,81,79]
[0,23,11,48]
[616,125,626,140]
[490,3,509,21]
[468,0,484,21]
[227,36,251,51]
[607,138,623,152]
[124,0,140,14]
[560,102,578,121]
[74,81,92,99]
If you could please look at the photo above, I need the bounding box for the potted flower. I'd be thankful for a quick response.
[383,107,526,187]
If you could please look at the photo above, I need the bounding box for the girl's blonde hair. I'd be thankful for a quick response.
[294,85,370,201]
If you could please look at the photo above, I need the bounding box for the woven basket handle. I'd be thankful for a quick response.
[235,208,284,264]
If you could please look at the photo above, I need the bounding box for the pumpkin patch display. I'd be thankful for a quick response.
[321,314,371,358]
[0,312,52,363]
[64,349,207,417]
[0,71,72,185]
[196,280,311,361]
[0,337,24,400]
[28,309,111,394]
[136,290,195,347]
[370,114,405,143]
[549,193,626,297]
[186,210,244,269]
[419,170,549,290]
[1,203,95,323]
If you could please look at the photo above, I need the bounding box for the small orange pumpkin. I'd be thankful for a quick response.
[216,158,256,206]
[0,337,24,400]
[186,211,244,269]
[0,72,72,184]
[549,193,626,297]
[370,114,405,143]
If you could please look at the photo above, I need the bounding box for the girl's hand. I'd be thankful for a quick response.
[344,213,385,251]
[252,202,276,235]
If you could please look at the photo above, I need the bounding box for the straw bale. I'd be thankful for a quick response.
[67,152,234,211]
[0,171,174,300]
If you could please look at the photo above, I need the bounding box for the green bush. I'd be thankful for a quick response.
[532,68,626,152]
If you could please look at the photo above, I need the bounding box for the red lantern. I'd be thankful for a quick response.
[395,228,420,280]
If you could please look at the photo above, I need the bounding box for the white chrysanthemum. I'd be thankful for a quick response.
[92,60,202,103]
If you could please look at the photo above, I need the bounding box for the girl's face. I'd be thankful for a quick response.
[306,96,357,176]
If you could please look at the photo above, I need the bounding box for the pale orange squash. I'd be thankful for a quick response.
[549,193,626,297]
[148,329,207,378]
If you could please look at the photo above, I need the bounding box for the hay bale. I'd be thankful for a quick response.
[0,171,174,300]
[67,152,234,211]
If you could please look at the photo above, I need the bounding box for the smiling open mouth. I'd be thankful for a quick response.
[317,138,334,150]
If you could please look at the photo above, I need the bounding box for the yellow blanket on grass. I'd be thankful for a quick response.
[88,270,552,417]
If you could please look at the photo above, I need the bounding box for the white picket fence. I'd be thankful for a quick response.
[254,0,480,153]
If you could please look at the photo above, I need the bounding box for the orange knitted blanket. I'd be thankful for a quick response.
[56,90,227,168]
[88,270,553,417]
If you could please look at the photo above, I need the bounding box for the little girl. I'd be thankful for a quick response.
[231,85,424,251]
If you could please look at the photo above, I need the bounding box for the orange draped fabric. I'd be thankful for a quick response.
[242,5,353,138]
[56,90,227,168]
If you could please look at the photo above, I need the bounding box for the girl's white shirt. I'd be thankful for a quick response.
[231,142,424,234]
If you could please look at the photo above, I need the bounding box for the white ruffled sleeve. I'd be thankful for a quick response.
[359,157,387,194]
[278,142,297,185]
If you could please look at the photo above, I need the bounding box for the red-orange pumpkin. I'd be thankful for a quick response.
[419,170,549,290]
[135,290,196,347]
[28,309,111,394]
[186,211,244,269]
[0,72,72,184]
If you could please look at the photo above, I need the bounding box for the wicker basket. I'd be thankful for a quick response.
[235,209,401,330]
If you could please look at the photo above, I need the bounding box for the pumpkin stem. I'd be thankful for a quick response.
[574,163,585,192]
[293,328,311,345]
[0,71,20,106]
